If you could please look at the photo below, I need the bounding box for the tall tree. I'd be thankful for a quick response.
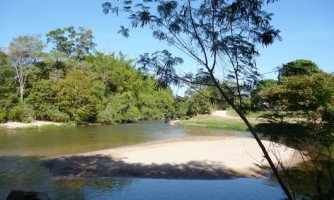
[8,35,44,101]
[102,0,294,198]
[46,26,96,59]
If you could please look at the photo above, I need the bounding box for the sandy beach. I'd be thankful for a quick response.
[42,136,304,179]
[0,121,64,129]
[211,110,240,119]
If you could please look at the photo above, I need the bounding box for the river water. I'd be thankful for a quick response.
[0,121,285,199]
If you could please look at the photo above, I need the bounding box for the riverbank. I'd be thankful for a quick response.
[176,115,252,131]
[42,136,303,179]
[176,110,268,131]
[0,121,65,129]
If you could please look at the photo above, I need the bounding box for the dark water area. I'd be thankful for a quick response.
[0,121,285,199]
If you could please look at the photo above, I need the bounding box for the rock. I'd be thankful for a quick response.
[6,190,50,200]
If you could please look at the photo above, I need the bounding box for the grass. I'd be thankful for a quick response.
[177,115,253,131]
[38,122,76,129]
[226,109,269,118]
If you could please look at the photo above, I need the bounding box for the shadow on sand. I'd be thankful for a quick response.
[41,155,257,179]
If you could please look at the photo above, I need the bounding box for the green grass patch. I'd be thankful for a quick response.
[38,122,76,129]
[177,115,251,131]
[226,109,269,118]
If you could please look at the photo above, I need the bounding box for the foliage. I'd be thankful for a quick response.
[105,92,141,123]
[251,79,278,110]
[188,90,213,115]
[46,109,70,122]
[97,108,114,124]
[28,79,56,120]
[53,70,98,123]
[103,0,281,109]
[279,59,321,78]
[8,34,45,100]
[7,102,33,123]
[0,62,18,122]
[46,26,96,59]
[1,27,225,125]
[260,73,334,116]
[173,96,189,118]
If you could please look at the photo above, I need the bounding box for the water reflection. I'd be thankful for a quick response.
[0,121,243,157]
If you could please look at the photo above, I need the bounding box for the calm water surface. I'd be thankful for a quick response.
[0,121,284,199]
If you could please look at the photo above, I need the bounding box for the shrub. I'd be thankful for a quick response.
[47,109,70,122]
[7,102,33,123]
[0,111,6,123]
[97,108,114,124]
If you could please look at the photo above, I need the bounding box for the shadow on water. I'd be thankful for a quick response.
[0,155,132,200]
[0,155,288,200]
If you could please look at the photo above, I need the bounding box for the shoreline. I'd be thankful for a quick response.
[42,136,304,179]
[0,121,65,129]
[0,110,241,130]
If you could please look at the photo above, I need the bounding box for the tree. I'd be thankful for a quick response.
[53,70,98,123]
[8,35,44,101]
[28,79,56,120]
[260,73,334,117]
[102,0,295,198]
[0,52,18,122]
[46,26,96,59]
[251,79,278,110]
[279,59,321,79]
[104,92,141,123]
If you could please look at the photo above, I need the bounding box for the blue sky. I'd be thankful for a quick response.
[1,0,333,95]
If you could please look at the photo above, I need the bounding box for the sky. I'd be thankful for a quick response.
[1,0,333,95]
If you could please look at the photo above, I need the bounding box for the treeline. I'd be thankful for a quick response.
[0,51,175,124]
[0,27,224,124]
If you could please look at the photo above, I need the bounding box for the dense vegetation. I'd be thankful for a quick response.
[0,27,229,125]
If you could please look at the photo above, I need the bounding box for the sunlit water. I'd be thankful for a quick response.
[0,121,285,199]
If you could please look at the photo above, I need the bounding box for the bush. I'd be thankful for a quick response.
[47,109,70,122]
[7,102,33,123]
[97,108,114,124]
[0,111,6,123]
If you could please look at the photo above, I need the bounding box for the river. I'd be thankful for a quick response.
[0,121,285,199]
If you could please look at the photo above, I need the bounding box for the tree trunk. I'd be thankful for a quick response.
[20,85,24,101]
[208,72,294,200]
